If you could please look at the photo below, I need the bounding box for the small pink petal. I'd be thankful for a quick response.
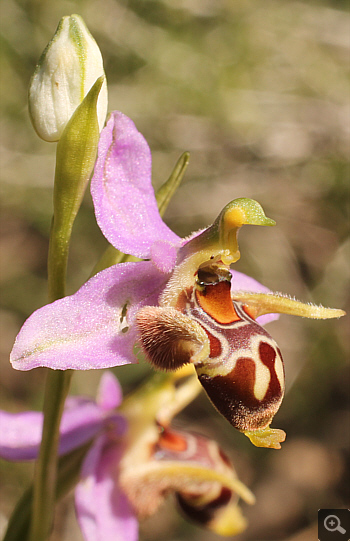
[76,435,138,541]
[91,111,180,259]
[59,398,108,454]
[0,410,43,460]
[230,270,279,325]
[0,399,106,461]
[96,372,123,411]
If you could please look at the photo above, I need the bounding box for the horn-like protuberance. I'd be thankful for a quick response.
[136,306,210,371]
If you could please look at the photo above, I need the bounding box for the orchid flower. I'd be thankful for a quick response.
[0,370,255,539]
[10,111,345,449]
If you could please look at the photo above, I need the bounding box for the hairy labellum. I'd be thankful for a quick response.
[183,277,285,432]
[137,267,285,435]
[136,307,209,371]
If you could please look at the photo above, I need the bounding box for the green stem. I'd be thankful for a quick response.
[27,79,103,541]
[28,371,72,541]
[47,216,70,300]
[4,443,91,541]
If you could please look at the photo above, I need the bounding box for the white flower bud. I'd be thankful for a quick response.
[29,14,108,142]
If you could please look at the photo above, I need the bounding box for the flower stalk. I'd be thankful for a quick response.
[28,371,72,541]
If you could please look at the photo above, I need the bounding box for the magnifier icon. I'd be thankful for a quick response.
[324,515,346,534]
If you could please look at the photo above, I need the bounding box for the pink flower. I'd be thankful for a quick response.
[0,371,255,539]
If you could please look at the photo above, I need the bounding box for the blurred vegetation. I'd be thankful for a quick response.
[0,0,349,540]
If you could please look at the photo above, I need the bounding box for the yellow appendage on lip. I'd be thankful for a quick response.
[224,207,245,229]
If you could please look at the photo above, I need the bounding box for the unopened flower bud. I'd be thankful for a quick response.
[29,14,108,141]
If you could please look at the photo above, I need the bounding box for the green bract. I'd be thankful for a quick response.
[48,76,105,300]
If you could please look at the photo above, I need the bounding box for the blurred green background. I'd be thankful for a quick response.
[0,0,349,540]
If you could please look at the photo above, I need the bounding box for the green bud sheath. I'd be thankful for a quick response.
[48,76,104,301]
